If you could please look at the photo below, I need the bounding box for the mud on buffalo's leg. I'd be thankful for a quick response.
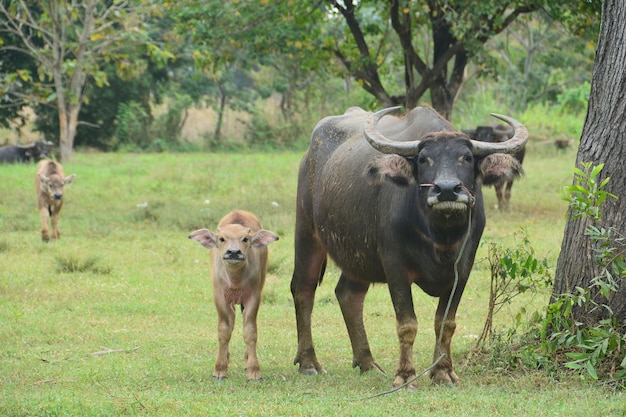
[335,274,382,373]
[430,290,462,385]
[291,240,327,375]
[213,303,236,380]
[387,280,418,389]
[242,297,262,381]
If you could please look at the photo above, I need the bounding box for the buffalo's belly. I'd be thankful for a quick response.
[317,228,386,283]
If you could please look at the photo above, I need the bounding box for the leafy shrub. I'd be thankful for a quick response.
[480,163,625,386]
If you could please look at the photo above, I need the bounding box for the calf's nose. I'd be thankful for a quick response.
[225,248,243,258]
[52,193,63,200]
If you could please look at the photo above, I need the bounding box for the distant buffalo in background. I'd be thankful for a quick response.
[0,141,54,164]
[463,124,525,210]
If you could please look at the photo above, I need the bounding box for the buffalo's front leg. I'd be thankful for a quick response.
[39,206,50,242]
[430,289,463,385]
[335,274,382,373]
[387,279,418,389]
[291,240,327,375]
[50,205,62,239]
[213,302,235,380]
[242,296,262,381]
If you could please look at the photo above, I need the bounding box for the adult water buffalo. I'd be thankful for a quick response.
[0,141,52,164]
[290,106,527,388]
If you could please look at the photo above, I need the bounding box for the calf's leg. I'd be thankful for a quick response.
[50,204,62,239]
[241,297,262,381]
[213,302,235,380]
[39,205,51,242]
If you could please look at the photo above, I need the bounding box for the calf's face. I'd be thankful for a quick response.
[189,224,278,270]
[39,173,76,201]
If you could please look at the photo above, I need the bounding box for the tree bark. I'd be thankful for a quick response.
[553,0,626,324]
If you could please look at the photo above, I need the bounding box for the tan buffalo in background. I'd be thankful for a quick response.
[35,160,76,242]
[189,210,279,381]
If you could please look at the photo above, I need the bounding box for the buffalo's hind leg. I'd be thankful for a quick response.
[335,274,383,374]
[291,237,327,375]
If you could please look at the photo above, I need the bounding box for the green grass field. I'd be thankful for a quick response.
[1,146,624,416]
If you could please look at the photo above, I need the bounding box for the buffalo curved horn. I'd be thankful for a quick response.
[364,107,528,158]
[470,113,528,157]
[364,106,423,157]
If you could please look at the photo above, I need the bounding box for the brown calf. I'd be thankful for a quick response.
[189,210,279,381]
[35,160,76,242]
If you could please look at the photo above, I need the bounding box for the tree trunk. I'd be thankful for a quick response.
[553,0,626,324]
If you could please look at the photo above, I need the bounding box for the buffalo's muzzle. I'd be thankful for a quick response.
[426,180,471,210]
[223,248,244,264]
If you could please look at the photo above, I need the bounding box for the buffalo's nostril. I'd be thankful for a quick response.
[226,249,242,257]
[53,194,63,200]
[434,180,462,201]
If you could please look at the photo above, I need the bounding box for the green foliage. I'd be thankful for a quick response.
[556,82,591,114]
[482,163,625,386]
[115,101,152,150]
[478,229,552,346]
[561,162,617,222]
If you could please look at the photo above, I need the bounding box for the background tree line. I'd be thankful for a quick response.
[1,0,599,159]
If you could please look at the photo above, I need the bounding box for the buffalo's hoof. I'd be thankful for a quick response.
[430,369,459,386]
[212,376,227,382]
[393,374,418,391]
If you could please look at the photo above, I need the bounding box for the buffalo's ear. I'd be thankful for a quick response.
[478,153,524,186]
[251,230,279,249]
[189,229,218,249]
[64,174,76,185]
[365,155,416,186]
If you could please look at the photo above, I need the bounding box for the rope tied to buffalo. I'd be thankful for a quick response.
[358,202,474,400]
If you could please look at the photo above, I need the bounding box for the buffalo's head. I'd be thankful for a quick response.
[189,225,279,271]
[38,172,76,201]
[364,107,528,223]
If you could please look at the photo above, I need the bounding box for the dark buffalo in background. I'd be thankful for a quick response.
[0,141,53,164]
[290,106,527,388]
[463,123,525,210]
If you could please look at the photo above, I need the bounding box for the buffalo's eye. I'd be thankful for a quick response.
[417,156,428,164]
[242,237,249,243]
[464,155,473,163]
[219,237,226,243]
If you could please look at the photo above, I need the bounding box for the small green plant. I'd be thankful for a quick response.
[478,229,552,347]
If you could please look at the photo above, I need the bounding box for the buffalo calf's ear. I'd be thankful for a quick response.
[479,153,524,186]
[64,174,76,185]
[365,155,415,186]
[251,230,279,249]
[189,229,218,249]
